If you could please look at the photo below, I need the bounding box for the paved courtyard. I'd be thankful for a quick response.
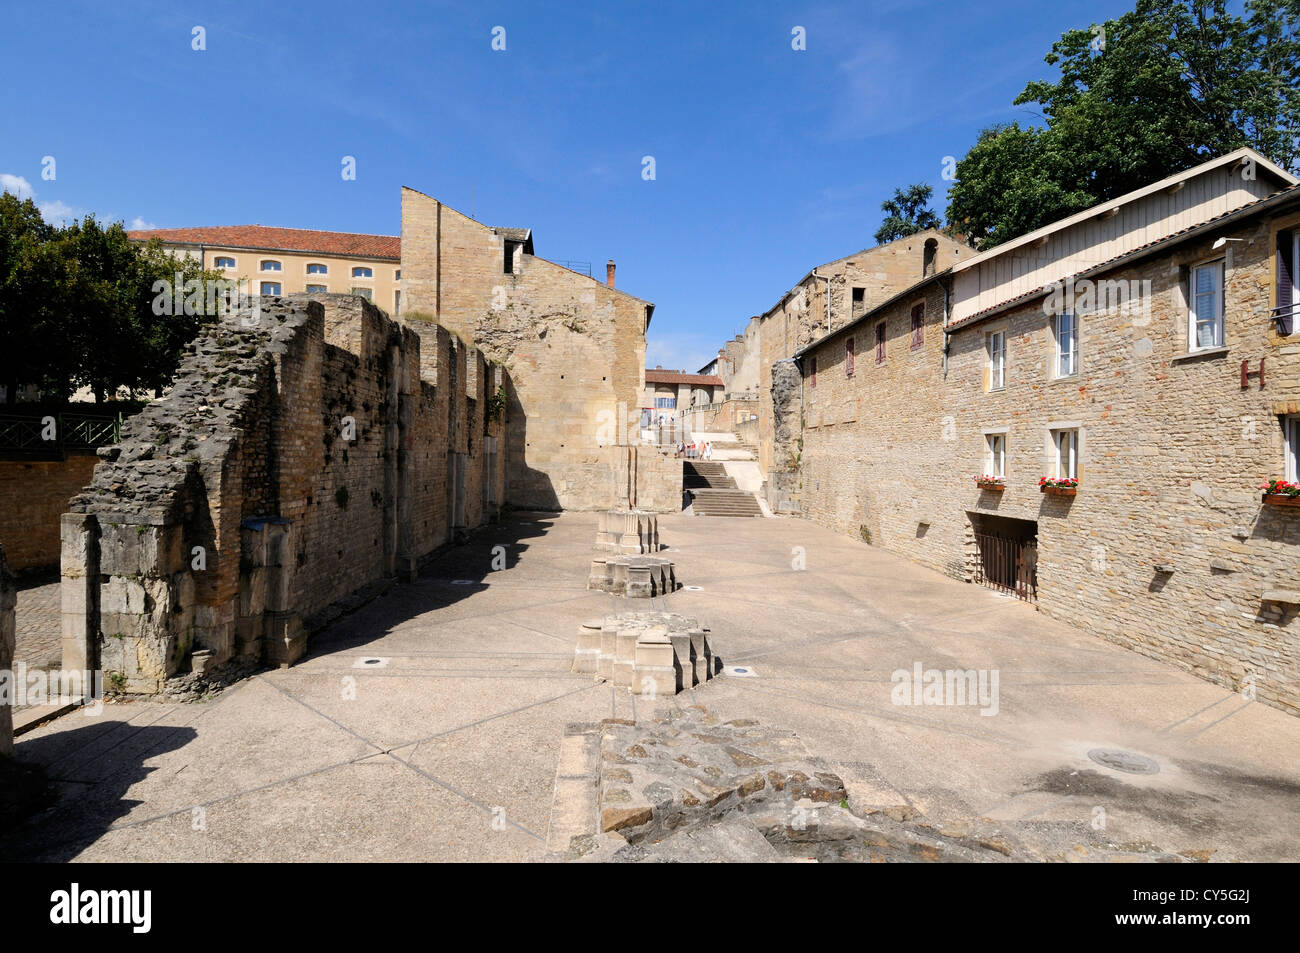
[5,511,1300,862]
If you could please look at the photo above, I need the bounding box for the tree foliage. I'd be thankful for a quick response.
[0,192,215,403]
[874,183,942,244]
[946,0,1300,249]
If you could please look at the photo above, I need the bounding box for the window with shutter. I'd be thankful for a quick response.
[1278,229,1296,335]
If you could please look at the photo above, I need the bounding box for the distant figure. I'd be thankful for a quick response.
[703,441,713,461]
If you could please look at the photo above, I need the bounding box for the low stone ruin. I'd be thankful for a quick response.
[587,555,677,597]
[572,611,716,695]
[594,509,659,555]
[548,707,1032,863]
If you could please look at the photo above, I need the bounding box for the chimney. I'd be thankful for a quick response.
[606,259,616,288]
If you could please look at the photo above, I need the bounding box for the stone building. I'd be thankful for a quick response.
[704,229,972,497]
[781,148,1300,713]
[400,188,659,511]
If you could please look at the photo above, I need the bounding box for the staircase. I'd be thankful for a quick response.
[683,460,764,517]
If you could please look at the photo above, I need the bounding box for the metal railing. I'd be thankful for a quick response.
[550,259,592,277]
[0,411,125,456]
[972,532,1037,603]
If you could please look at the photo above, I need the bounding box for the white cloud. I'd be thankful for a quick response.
[39,200,79,224]
[0,173,35,200]
[129,216,160,230]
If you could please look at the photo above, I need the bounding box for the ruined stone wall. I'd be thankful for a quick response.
[60,295,504,692]
[792,212,1300,714]
[401,187,653,511]
[0,455,100,571]
[0,545,14,758]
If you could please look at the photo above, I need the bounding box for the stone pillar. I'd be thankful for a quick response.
[0,544,15,758]
[60,513,99,676]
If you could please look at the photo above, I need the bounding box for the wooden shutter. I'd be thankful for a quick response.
[1278,229,1294,335]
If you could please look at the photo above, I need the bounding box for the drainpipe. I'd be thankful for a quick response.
[941,275,952,380]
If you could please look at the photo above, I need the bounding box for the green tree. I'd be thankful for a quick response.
[874,183,941,244]
[946,0,1300,249]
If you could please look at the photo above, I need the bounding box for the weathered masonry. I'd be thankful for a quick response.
[60,295,505,692]
[783,148,1300,714]
[401,187,665,511]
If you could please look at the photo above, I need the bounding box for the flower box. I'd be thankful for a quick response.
[1260,480,1300,506]
[1263,494,1300,507]
[974,476,1006,491]
[1039,477,1078,497]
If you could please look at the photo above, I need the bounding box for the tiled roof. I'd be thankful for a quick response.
[645,368,724,387]
[127,225,401,260]
[946,180,1300,333]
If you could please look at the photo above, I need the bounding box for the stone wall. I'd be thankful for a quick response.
[792,207,1300,714]
[0,455,100,571]
[0,545,14,758]
[60,294,505,692]
[401,187,655,511]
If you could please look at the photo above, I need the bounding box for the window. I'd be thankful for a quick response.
[910,302,925,349]
[1051,428,1079,480]
[923,237,938,276]
[504,241,519,274]
[214,256,235,269]
[875,321,886,364]
[810,355,817,388]
[986,433,1006,478]
[260,259,282,272]
[260,281,281,295]
[307,263,328,275]
[845,337,855,376]
[351,287,373,300]
[654,396,676,409]
[351,266,373,278]
[851,287,865,319]
[1277,230,1298,335]
[1054,312,1078,377]
[306,284,327,293]
[395,269,401,281]
[987,330,1006,389]
[1286,416,1299,482]
[394,290,401,314]
[1190,260,1225,351]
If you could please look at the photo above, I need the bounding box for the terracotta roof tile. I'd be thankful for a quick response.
[644,368,723,387]
[127,225,400,260]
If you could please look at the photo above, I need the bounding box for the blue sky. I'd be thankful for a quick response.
[1,0,1135,372]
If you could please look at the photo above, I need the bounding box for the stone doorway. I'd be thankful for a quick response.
[966,512,1037,603]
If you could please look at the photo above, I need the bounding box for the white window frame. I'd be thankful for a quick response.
[1050,428,1078,480]
[260,281,282,295]
[306,262,328,275]
[214,256,236,270]
[1286,415,1299,482]
[1290,234,1300,336]
[351,266,374,279]
[987,330,1006,390]
[985,432,1006,478]
[1053,311,1078,378]
[1189,258,1225,352]
[350,286,373,301]
[260,259,282,272]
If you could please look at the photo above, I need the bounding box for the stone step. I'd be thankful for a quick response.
[690,488,764,517]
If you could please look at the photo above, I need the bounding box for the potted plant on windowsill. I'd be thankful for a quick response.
[1260,479,1300,507]
[974,475,1006,491]
[1040,476,1078,496]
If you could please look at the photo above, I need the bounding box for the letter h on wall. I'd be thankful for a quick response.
[1241,358,1265,389]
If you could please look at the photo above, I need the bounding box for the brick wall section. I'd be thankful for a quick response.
[60,294,505,693]
[0,545,14,758]
[401,187,653,510]
[0,455,99,571]
[793,209,1300,714]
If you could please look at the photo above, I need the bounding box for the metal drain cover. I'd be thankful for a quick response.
[1087,748,1159,775]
